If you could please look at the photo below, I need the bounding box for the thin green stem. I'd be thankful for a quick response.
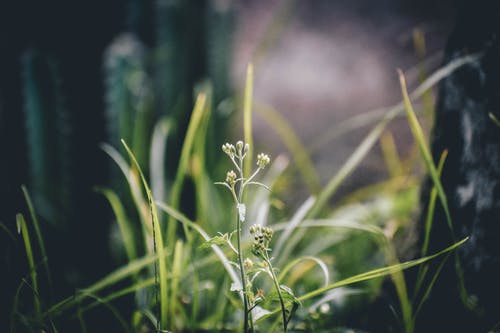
[234,152,253,333]
[243,168,261,187]
[236,209,249,333]
[265,253,287,332]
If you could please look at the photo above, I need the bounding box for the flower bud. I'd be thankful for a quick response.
[257,153,270,169]
[222,143,236,158]
[226,170,237,186]
[236,140,244,153]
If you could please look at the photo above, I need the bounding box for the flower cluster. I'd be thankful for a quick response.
[219,140,271,190]
[249,224,274,258]
[256,153,270,169]
[225,170,237,186]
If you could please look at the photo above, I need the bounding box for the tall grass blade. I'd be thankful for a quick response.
[170,240,184,326]
[279,256,330,288]
[80,278,154,314]
[168,93,207,243]
[243,63,254,178]
[76,292,131,333]
[46,251,168,317]
[398,70,453,233]
[101,143,149,228]
[0,222,16,242]
[156,202,241,288]
[380,131,403,178]
[255,102,320,193]
[310,54,480,154]
[307,106,399,218]
[421,150,448,257]
[258,237,468,322]
[489,112,500,127]
[16,214,41,320]
[21,185,52,294]
[96,187,138,261]
[121,139,168,330]
[275,196,316,266]
[150,117,173,206]
[413,252,451,320]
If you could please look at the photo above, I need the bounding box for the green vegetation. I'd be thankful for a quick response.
[5,52,480,332]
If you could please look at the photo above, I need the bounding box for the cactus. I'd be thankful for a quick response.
[22,50,72,225]
[104,33,153,173]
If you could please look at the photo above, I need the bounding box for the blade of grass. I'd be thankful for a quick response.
[310,54,480,153]
[150,117,173,210]
[258,237,468,322]
[380,131,403,178]
[274,196,316,266]
[122,139,168,331]
[489,112,500,127]
[46,251,168,317]
[243,63,254,178]
[398,70,453,233]
[0,222,16,241]
[16,214,41,320]
[169,240,183,326]
[101,143,149,229]
[156,201,241,287]
[307,55,479,219]
[413,252,451,321]
[21,185,53,296]
[80,277,154,314]
[96,187,138,261]
[421,150,448,257]
[168,93,207,244]
[307,105,399,218]
[11,278,28,333]
[76,292,131,333]
[255,102,320,193]
[278,256,330,288]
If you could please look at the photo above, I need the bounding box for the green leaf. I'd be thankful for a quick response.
[398,70,453,234]
[243,63,254,178]
[121,139,168,330]
[200,233,230,250]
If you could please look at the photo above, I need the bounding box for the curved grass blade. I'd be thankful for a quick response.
[121,139,168,330]
[413,252,451,321]
[80,278,154,314]
[243,63,254,178]
[101,143,149,228]
[95,187,137,261]
[21,185,53,296]
[0,222,16,241]
[278,256,330,288]
[150,117,173,207]
[156,201,240,285]
[258,237,468,322]
[45,252,166,317]
[421,150,448,257]
[274,196,316,266]
[306,55,479,219]
[16,214,41,320]
[398,70,453,233]
[489,112,500,127]
[310,54,480,153]
[75,292,131,333]
[255,102,320,193]
[168,93,207,244]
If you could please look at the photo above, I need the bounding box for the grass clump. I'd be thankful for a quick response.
[6,56,478,332]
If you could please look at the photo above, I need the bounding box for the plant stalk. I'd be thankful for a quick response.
[265,254,287,332]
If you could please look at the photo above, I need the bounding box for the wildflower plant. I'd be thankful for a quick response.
[208,140,298,332]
